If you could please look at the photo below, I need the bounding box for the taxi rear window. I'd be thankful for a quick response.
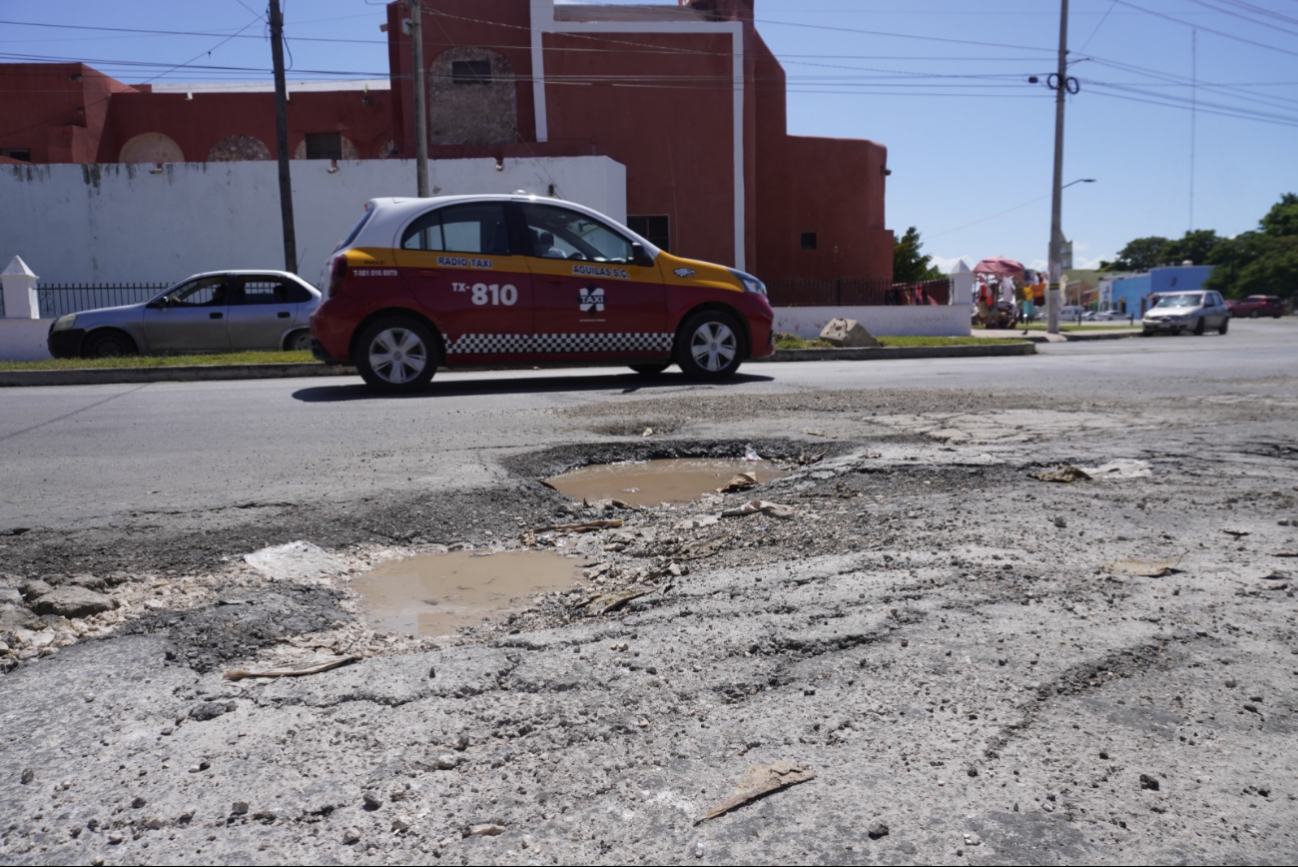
[335,208,373,252]
[402,203,511,255]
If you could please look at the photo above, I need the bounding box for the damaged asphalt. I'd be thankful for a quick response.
[2,332,1298,865]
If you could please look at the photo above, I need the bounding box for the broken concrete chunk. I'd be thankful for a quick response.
[29,586,118,618]
[697,761,815,822]
[720,499,796,519]
[717,472,759,493]
[468,824,506,837]
[19,579,53,602]
[243,541,346,582]
[818,318,879,348]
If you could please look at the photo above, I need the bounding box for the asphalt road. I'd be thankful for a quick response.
[2,318,1298,866]
[2,320,1294,531]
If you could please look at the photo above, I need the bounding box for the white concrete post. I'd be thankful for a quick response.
[949,259,974,307]
[1,256,40,319]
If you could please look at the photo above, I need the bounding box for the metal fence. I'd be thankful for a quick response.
[28,283,169,318]
[767,277,950,308]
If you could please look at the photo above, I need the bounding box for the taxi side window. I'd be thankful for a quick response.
[520,203,632,263]
[402,203,510,255]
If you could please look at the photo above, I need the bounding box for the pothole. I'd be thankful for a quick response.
[350,550,587,637]
[545,458,787,507]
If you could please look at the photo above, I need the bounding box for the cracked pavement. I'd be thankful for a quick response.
[3,326,1298,865]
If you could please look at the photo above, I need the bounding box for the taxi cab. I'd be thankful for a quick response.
[310,195,775,392]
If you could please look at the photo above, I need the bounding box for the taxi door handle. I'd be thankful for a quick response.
[277,311,290,319]
[209,312,223,320]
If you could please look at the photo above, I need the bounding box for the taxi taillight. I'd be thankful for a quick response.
[327,256,349,299]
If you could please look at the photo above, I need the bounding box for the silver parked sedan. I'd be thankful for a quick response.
[1141,290,1230,337]
[47,271,322,358]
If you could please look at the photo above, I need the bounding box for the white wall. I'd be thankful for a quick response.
[0,157,626,287]
[0,320,53,361]
[773,305,972,338]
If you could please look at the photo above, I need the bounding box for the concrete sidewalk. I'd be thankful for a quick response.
[978,326,1142,343]
[0,341,1038,387]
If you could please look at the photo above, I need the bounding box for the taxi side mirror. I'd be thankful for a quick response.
[630,242,653,268]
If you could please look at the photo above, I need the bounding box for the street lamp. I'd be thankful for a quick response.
[1048,178,1096,331]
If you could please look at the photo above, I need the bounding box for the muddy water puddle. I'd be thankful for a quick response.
[351,550,585,637]
[546,458,786,507]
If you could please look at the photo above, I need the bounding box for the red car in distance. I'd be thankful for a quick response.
[1226,295,1285,318]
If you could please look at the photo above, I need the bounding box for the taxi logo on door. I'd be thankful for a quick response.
[578,287,605,313]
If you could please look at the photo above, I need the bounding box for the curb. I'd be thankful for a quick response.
[757,342,1036,362]
[0,342,1035,388]
[0,363,358,388]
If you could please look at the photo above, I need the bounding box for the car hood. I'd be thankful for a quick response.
[66,303,149,326]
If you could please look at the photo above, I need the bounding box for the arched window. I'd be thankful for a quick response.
[119,133,184,163]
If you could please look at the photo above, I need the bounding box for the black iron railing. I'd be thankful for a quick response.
[35,283,169,318]
[767,277,951,308]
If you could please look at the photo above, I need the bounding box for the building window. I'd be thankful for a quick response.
[452,60,492,84]
[801,232,817,250]
[628,215,670,252]
[1,148,31,161]
[304,133,343,160]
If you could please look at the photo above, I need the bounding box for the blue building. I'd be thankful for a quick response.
[1110,265,1215,316]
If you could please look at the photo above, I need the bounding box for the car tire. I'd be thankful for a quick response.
[82,330,138,359]
[1219,318,1229,335]
[355,316,439,393]
[1193,317,1206,335]
[674,309,744,381]
[285,329,312,352]
[1141,328,1153,337]
[1249,310,1259,319]
[629,363,670,376]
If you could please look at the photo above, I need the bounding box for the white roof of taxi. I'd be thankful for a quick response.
[353,195,658,255]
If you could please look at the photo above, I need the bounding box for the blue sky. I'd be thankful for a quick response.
[4,1,1297,274]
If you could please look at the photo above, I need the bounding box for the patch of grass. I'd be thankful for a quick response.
[774,334,837,350]
[0,350,317,372]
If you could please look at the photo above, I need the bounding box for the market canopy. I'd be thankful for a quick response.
[972,257,1025,277]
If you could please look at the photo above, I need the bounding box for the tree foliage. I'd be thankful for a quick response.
[893,226,945,282]
[1260,192,1298,238]
[1106,236,1171,271]
[1109,193,1297,300]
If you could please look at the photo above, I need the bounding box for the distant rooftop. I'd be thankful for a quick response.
[554,3,707,23]
[150,79,389,95]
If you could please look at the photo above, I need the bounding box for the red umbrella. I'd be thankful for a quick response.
[972,257,1025,277]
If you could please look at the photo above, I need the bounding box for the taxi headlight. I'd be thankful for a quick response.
[729,268,766,296]
[52,314,77,332]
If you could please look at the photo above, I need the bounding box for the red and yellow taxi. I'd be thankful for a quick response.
[310,195,774,392]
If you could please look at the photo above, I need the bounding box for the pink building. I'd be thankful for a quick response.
[0,0,892,283]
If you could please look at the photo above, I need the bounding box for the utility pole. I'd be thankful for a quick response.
[269,0,297,273]
[1046,0,1070,335]
[409,0,429,197]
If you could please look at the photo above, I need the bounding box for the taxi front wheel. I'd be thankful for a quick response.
[675,309,743,381]
[355,316,439,393]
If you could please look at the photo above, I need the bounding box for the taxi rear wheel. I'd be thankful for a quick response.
[675,309,743,381]
[355,316,439,393]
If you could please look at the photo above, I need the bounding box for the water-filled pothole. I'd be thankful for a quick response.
[545,458,787,507]
[351,550,585,637]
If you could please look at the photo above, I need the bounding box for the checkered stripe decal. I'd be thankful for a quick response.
[447,332,673,355]
[446,333,532,355]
